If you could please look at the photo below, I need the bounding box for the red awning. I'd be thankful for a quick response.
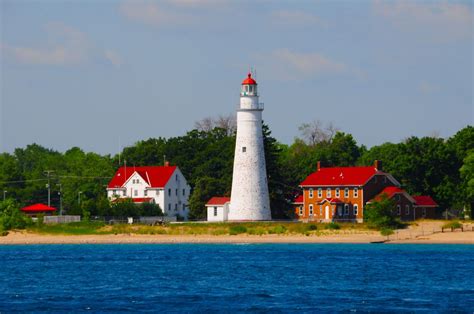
[21,203,57,212]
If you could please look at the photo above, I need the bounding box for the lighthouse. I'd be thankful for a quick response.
[228,73,272,221]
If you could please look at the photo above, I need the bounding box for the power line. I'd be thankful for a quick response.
[0,175,112,185]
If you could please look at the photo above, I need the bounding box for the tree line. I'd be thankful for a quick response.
[0,119,472,219]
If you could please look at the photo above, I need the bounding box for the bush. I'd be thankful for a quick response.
[325,222,340,230]
[229,225,247,235]
[307,224,318,231]
[364,195,402,230]
[442,221,463,230]
[0,231,8,236]
[268,225,287,234]
[380,228,394,236]
[0,200,32,231]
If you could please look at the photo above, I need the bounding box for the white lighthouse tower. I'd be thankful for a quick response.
[228,73,271,221]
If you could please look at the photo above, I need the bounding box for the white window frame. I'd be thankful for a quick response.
[214,207,218,216]
[344,204,349,215]
[318,188,323,198]
[319,205,323,216]
[309,188,314,198]
[344,188,349,198]
[353,188,358,198]
[326,188,331,198]
[299,206,303,216]
[335,188,340,198]
[405,205,410,215]
[309,204,314,216]
[134,190,138,197]
[144,190,148,196]
[353,204,358,216]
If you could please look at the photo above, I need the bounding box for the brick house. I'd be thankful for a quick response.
[293,161,438,222]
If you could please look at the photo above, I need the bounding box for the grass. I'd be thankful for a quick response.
[26,221,373,236]
[442,220,463,230]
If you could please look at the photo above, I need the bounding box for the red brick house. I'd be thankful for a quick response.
[293,161,438,222]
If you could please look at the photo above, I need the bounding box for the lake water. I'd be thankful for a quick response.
[0,244,472,313]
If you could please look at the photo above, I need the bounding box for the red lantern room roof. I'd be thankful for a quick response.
[241,73,257,85]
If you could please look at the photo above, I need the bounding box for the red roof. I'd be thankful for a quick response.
[370,186,416,204]
[318,198,343,204]
[293,195,303,204]
[241,73,257,85]
[206,197,231,206]
[413,196,438,207]
[377,186,404,199]
[21,203,57,212]
[107,166,177,189]
[301,166,381,186]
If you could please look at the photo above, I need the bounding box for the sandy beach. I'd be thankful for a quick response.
[0,221,472,245]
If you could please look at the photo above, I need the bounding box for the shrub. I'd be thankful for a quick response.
[0,230,8,236]
[0,200,32,231]
[380,228,394,237]
[248,227,266,235]
[325,222,340,230]
[229,225,247,235]
[308,224,318,231]
[364,195,402,230]
[442,221,463,230]
[268,225,287,234]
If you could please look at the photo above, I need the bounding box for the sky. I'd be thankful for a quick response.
[1,0,473,155]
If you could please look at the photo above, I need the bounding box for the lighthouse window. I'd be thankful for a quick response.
[249,85,253,93]
[242,147,246,153]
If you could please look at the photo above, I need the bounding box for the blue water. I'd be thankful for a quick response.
[0,244,473,313]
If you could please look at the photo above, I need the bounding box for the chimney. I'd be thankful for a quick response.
[317,161,321,171]
[374,160,382,171]
[164,161,170,167]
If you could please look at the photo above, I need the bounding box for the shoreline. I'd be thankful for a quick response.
[1,230,472,245]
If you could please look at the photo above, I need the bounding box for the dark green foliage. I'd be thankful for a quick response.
[325,222,341,230]
[380,228,394,237]
[364,195,402,230]
[229,224,247,235]
[442,221,463,230]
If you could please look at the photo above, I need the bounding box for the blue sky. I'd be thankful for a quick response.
[1,0,472,155]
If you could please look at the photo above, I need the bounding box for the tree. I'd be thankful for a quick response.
[0,199,32,231]
[298,120,339,146]
[188,176,226,220]
[364,194,401,230]
[460,151,474,218]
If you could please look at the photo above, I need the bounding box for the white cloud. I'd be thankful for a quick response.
[254,49,367,81]
[272,49,346,76]
[119,1,195,27]
[270,10,327,28]
[3,22,89,65]
[373,0,473,41]
[2,22,122,67]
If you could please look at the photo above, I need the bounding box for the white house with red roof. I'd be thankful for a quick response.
[294,160,439,222]
[107,163,191,219]
[206,197,231,222]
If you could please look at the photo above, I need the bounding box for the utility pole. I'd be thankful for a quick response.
[78,191,83,205]
[57,183,62,216]
[3,191,7,201]
[44,170,55,207]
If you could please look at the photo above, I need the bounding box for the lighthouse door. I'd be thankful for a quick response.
[325,206,330,220]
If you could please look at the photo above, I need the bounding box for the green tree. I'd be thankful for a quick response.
[0,199,32,231]
[460,151,474,218]
[364,194,401,230]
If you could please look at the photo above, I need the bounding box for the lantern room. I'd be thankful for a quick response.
[241,73,258,96]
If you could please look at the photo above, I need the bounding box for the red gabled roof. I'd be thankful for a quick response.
[369,186,416,204]
[317,198,343,204]
[300,166,381,186]
[21,203,56,212]
[413,196,438,207]
[241,73,257,85]
[292,195,303,204]
[206,197,231,206]
[107,166,177,189]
